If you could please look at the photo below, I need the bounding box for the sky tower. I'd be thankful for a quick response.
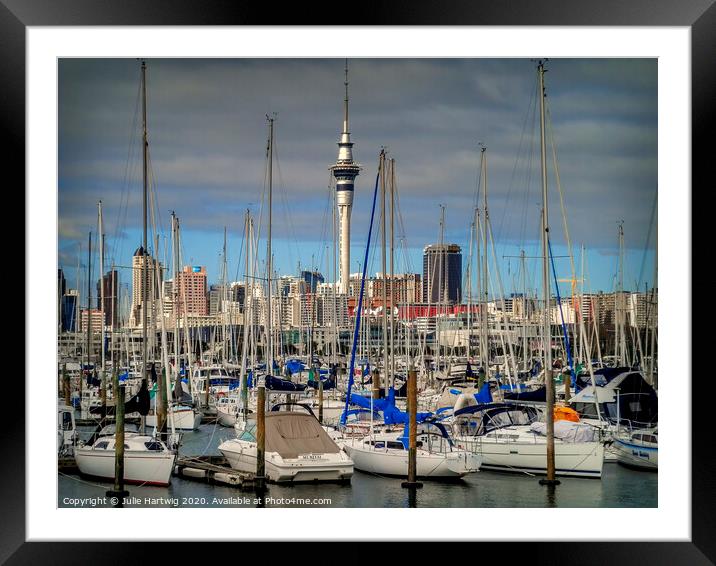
[331,60,361,295]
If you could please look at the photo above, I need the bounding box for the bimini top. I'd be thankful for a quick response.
[264,412,340,459]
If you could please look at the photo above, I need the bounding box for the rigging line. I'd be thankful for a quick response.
[545,103,577,289]
[519,84,539,253]
[495,70,539,245]
[636,188,657,290]
[110,73,142,265]
[272,131,301,273]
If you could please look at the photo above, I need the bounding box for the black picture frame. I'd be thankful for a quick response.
[8,0,711,562]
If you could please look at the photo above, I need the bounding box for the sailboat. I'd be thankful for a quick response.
[337,151,480,479]
[219,115,353,482]
[75,61,176,486]
[451,63,605,479]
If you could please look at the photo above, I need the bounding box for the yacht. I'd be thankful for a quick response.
[452,403,605,478]
[74,433,177,486]
[340,422,481,479]
[218,407,353,483]
[612,427,658,470]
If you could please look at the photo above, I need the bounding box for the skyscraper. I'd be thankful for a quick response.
[176,266,208,316]
[97,269,119,328]
[422,244,462,304]
[330,61,360,295]
[130,245,162,327]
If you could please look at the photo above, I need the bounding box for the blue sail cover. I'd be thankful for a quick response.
[285,359,305,374]
[474,382,493,403]
[503,386,547,402]
[265,375,307,392]
[348,387,432,425]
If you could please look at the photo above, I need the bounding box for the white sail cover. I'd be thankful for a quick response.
[529,420,599,443]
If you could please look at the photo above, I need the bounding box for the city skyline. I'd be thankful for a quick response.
[58,58,658,302]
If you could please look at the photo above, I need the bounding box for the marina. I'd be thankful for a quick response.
[57,57,658,510]
[58,423,656,508]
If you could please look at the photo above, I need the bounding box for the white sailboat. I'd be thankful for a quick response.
[76,61,177,487]
[341,424,481,478]
[612,427,658,470]
[452,403,604,478]
[75,433,176,486]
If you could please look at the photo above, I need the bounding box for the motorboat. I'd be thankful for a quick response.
[218,408,353,483]
[452,403,605,478]
[57,403,77,456]
[74,433,177,486]
[611,427,658,470]
[340,422,481,479]
[146,404,202,431]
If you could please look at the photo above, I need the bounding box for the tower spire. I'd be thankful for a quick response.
[343,58,349,134]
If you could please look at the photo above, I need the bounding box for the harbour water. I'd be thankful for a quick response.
[58,423,657,509]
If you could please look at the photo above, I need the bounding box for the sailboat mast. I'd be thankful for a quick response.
[538,61,557,485]
[86,230,92,382]
[266,115,274,378]
[480,147,489,374]
[141,60,149,386]
[380,151,388,396]
[98,201,105,373]
[389,158,396,389]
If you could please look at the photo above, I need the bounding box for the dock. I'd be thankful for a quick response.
[174,455,255,490]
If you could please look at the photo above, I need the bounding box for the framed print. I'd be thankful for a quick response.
[7,0,712,562]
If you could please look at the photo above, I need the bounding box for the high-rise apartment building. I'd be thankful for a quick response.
[422,244,462,304]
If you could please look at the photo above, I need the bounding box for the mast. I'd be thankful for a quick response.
[537,60,558,486]
[389,158,396,389]
[171,212,179,376]
[86,231,92,387]
[266,115,275,378]
[480,146,489,375]
[240,210,251,420]
[98,201,107,406]
[141,60,149,388]
[380,151,388,396]
[98,201,106,374]
[618,221,626,365]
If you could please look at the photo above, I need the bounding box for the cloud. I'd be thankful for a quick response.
[58,58,657,289]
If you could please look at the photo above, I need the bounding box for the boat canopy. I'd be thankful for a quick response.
[264,413,340,458]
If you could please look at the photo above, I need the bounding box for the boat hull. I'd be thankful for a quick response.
[146,407,202,431]
[455,438,604,478]
[342,443,480,478]
[612,439,658,470]
[74,449,176,486]
[218,440,353,483]
[216,406,237,427]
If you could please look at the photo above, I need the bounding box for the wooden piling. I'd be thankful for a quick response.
[157,366,167,436]
[372,369,381,399]
[318,378,324,424]
[256,385,266,492]
[563,369,571,402]
[107,369,129,505]
[402,368,422,488]
[62,363,70,406]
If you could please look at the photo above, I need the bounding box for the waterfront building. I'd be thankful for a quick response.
[61,289,78,332]
[176,265,208,316]
[96,269,119,328]
[80,308,104,334]
[422,243,462,304]
[130,245,163,327]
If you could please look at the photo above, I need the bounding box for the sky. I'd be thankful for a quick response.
[58,58,657,307]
